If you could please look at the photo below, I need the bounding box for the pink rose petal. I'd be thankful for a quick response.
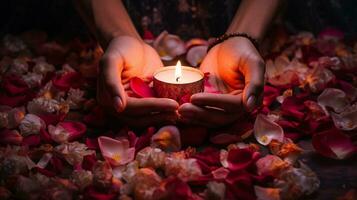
[98,136,135,166]
[330,104,357,131]
[317,88,349,114]
[129,77,155,98]
[312,128,356,160]
[186,45,208,67]
[254,114,284,145]
[180,125,207,146]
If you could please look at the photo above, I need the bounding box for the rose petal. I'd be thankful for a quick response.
[338,80,357,102]
[86,138,99,150]
[0,92,34,107]
[135,127,156,152]
[38,113,66,126]
[153,31,186,60]
[82,154,97,171]
[151,125,181,152]
[280,96,306,120]
[129,77,155,98]
[154,177,193,200]
[211,167,230,180]
[59,121,87,141]
[22,135,41,146]
[263,85,280,107]
[317,88,349,114]
[98,136,135,166]
[226,148,259,171]
[210,133,240,145]
[318,27,344,40]
[84,186,116,200]
[331,104,357,131]
[254,186,281,200]
[1,75,29,95]
[186,45,208,67]
[254,114,284,145]
[312,128,356,159]
[0,129,23,145]
[52,72,83,91]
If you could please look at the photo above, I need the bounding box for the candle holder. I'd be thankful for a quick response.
[153,66,204,102]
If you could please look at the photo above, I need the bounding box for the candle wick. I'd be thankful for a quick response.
[176,77,180,82]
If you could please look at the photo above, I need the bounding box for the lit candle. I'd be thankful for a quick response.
[153,61,204,102]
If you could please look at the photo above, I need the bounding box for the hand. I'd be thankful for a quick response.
[178,37,265,127]
[98,36,179,127]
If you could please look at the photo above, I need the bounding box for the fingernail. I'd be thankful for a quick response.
[113,96,124,112]
[247,96,256,111]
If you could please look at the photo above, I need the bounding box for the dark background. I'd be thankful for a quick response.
[0,0,357,40]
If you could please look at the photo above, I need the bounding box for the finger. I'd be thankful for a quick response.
[100,53,127,113]
[119,112,178,127]
[178,103,239,127]
[190,93,243,113]
[123,97,179,116]
[242,56,265,111]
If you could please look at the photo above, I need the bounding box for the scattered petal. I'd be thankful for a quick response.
[98,136,135,166]
[254,114,284,145]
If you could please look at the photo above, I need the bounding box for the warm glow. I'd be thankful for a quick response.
[175,60,182,82]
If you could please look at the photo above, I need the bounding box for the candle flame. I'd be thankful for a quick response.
[175,61,182,82]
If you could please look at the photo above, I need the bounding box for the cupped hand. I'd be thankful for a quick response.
[179,37,265,127]
[98,36,179,126]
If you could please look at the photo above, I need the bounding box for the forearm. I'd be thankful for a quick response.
[74,0,141,47]
[227,0,281,41]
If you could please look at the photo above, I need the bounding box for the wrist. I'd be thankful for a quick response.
[207,32,259,52]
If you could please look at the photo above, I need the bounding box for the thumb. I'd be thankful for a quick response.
[100,53,127,113]
[242,56,265,112]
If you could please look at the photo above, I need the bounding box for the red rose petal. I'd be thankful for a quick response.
[154,177,193,200]
[52,72,83,91]
[210,133,240,145]
[263,85,280,107]
[0,92,34,107]
[82,154,97,171]
[22,134,41,146]
[227,148,260,171]
[281,96,306,120]
[318,27,344,40]
[40,128,53,143]
[134,127,155,152]
[192,147,221,167]
[84,186,117,200]
[312,128,356,160]
[130,77,155,98]
[1,75,29,95]
[38,113,66,126]
[86,138,99,150]
[59,121,87,141]
[225,171,256,200]
[0,129,23,145]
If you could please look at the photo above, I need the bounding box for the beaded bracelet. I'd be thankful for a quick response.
[207,32,259,52]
